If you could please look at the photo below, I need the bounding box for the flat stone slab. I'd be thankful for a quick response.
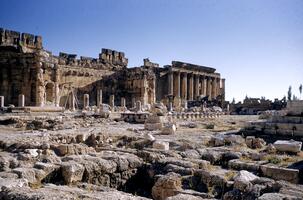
[260,164,300,184]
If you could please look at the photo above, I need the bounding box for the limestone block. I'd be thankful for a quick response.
[152,172,182,200]
[61,161,85,184]
[145,123,163,131]
[260,164,299,183]
[0,178,28,190]
[228,159,265,172]
[233,170,259,192]
[273,140,302,153]
[153,140,169,151]
[161,123,176,135]
[144,133,155,141]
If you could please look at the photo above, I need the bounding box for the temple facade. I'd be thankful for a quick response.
[0,28,225,109]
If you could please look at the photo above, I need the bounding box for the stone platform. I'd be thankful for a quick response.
[9,106,64,113]
[121,112,150,123]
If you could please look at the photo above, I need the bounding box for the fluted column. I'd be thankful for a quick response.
[202,76,207,96]
[173,71,181,98]
[207,77,212,100]
[188,74,194,100]
[212,77,217,99]
[194,74,200,99]
[221,78,225,101]
[168,71,174,95]
[216,78,221,98]
[181,72,187,100]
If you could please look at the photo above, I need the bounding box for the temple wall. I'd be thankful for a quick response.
[0,28,225,109]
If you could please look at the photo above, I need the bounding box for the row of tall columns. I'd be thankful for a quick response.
[168,71,222,101]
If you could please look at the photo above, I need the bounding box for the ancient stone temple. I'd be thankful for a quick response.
[156,61,225,107]
[0,28,225,109]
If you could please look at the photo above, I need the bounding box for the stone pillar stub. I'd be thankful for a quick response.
[109,95,115,109]
[0,96,4,108]
[136,100,142,112]
[83,94,89,109]
[97,89,102,107]
[121,97,126,107]
[132,97,136,108]
[69,93,75,111]
[18,94,25,107]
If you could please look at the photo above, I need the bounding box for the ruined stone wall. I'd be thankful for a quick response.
[0,28,128,108]
[0,49,40,106]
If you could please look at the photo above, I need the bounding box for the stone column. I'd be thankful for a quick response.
[189,74,194,100]
[212,77,217,99]
[216,78,221,98]
[131,97,136,108]
[0,96,4,108]
[18,94,25,107]
[83,94,89,109]
[207,77,212,100]
[173,72,181,98]
[202,76,207,96]
[69,93,75,111]
[54,83,60,107]
[194,74,200,99]
[136,100,142,112]
[121,97,126,107]
[97,89,102,107]
[221,78,226,101]
[109,95,115,109]
[181,72,187,100]
[168,71,174,95]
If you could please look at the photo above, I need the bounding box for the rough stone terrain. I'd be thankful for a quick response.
[0,113,302,200]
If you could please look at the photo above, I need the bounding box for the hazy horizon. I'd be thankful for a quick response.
[1,0,302,102]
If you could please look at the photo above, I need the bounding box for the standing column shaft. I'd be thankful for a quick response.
[97,89,102,107]
[189,74,194,100]
[194,74,200,99]
[83,94,89,109]
[121,97,126,107]
[18,94,25,107]
[69,92,75,111]
[181,73,187,100]
[207,77,212,100]
[109,95,115,108]
[168,71,174,95]
[212,77,217,99]
[173,72,181,98]
[203,76,207,96]
[0,96,4,108]
[216,78,221,98]
[221,78,226,101]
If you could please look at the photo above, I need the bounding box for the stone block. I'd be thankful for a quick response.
[260,164,299,183]
[61,161,85,184]
[273,140,302,153]
[161,123,176,135]
[153,140,169,151]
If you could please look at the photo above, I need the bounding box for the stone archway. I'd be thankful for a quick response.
[45,82,55,104]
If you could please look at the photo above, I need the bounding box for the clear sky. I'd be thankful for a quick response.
[1,0,302,102]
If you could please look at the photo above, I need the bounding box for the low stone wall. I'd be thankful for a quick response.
[170,112,222,120]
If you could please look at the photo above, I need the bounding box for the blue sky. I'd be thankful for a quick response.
[1,0,302,102]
